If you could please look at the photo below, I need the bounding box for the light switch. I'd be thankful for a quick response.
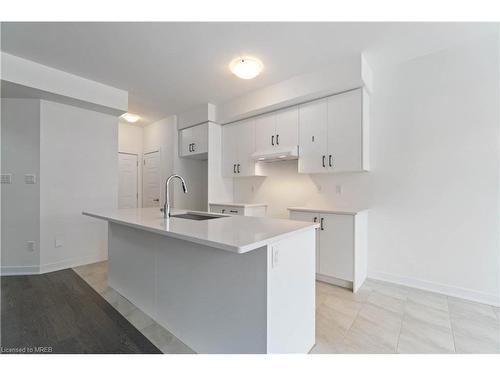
[26,241,36,252]
[272,246,279,268]
[25,174,36,184]
[55,237,64,248]
[1,174,12,184]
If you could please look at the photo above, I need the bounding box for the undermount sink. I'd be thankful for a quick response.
[170,213,223,221]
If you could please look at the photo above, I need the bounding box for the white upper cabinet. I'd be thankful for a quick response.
[298,88,368,174]
[179,122,208,159]
[254,106,299,154]
[275,106,299,152]
[298,98,328,174]
[222,119,263,177]
[327,89,363,172]
[254,113,276,154]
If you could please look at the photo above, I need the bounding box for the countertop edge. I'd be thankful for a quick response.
[83,211,319,254]
[287,206,367,215]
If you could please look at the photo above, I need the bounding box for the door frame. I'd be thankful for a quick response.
[118,152,139,208]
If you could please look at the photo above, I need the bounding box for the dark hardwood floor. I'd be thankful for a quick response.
[1,269,161,354]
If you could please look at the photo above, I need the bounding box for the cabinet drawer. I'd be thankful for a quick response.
[209,205,242,215]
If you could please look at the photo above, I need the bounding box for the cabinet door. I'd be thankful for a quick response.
[254,113,276,154]
[222,122,238,177]
[318,213,354,281]
[236,119,257,176]
[298,98,328,174]
[289,211,320,274]
[327,89,362,172]
[191,123,208,154]
[275,106,298,152]
[179,127,194,157]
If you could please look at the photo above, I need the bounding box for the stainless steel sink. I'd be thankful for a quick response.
[170,213,223,221]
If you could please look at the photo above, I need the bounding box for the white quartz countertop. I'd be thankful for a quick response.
[287,206,366,215]
[209,202,268,208]
[83,208,318,254]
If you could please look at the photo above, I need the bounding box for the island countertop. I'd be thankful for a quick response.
[83,207,319,254]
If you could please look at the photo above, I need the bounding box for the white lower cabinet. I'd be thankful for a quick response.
[288,208,367,292]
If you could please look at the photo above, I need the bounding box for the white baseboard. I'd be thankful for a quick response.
[0,265,40,276]
[368,270,500,307]
[1,254,107,276]
[39,254,108,274]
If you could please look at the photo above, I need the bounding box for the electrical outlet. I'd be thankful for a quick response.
[272,247,279,268]
[336,185,343,195]
[25,174,36,184]
[1,174,12,184]
[26,241,36,252]
[54,237,64,248]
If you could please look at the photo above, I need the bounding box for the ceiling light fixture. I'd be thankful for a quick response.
[229,56,263,80]
[121,113,140,123]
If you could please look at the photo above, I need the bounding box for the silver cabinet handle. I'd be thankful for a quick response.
[276,134,279,145]
[233,164,236,174]
[221,209,226,213]
[230,210,238,213]
[271,135,274,146]
[322,155,326,168]
[192,143,195,152]
[329,154,332,167]
[313,217,318,223]
[153,198,159,202]
[320,217,324,230]
[237,164,241,173]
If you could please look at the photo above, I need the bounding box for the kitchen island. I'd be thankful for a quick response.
[83,207,318,354]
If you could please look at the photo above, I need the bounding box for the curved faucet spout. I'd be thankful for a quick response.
[163,174,188,218]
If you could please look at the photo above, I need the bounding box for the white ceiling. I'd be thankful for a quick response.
[1,22,496,125]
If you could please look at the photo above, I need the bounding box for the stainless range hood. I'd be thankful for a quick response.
[251,146,299,162]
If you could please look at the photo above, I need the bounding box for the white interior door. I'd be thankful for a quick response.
[142,151,161,207]
[118,153,138,208]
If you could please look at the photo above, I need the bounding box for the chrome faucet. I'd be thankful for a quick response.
[162,174,188,218]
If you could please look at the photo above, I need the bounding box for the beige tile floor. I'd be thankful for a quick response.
[73,261,500,354]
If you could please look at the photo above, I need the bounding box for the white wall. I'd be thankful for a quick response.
[143,115,208,211]
[143,115,176,205]
[119,120,143,205]
[1,99,41,273]
[1,52,128,115]
[234,34,500,305]
[39,100,118,271]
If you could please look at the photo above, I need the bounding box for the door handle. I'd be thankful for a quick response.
[322,155,326,168]
[329,154,332,167]
[271,135,274,146]
[233,164,236,174]
[276,134,279,145]
[320,217,324,230]
[237,164,240,173]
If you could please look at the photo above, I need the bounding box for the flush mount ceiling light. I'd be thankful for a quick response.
[121,113,140,123]
[229,56,263,80]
